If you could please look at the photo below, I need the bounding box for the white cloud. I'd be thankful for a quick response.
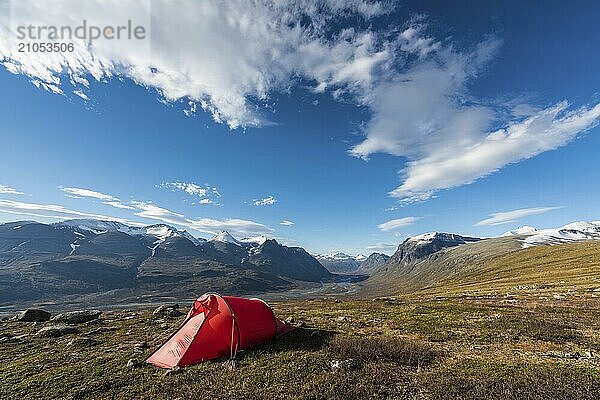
[132,201,272,237]
[0,184,23,195]
[61,187,117,201]
[5,4,598,202]
[475,207,562,226]
[0,199,132,222]
[0,195,274,238]
[378,216,421,232]
[103,201,135,210]
[349,28,600,202]
[280,220,295,226]
[1,0,391,128]
[159,181,221,205]
[365,242,397,253]
[60,186,133,210]
[253,196,277,206]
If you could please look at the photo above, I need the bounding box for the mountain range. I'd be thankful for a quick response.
[1,218,599,308]
[0,219,330,306]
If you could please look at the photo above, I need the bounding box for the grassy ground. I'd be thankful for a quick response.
[2,295,600,399]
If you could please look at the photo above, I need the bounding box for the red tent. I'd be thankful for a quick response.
[146,293,294,369]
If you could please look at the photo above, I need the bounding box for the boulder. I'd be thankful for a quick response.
[67,336,99,347]
[37,324,80,338]
[0,333,28,343]
[153,305,183,318]
[16,309,51,322]
[51,310,102,324]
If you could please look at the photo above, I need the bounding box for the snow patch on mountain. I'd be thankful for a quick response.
[521,221,600,247]
[239,235,268,246]
[209,230,241,245]
[501,226,538,236]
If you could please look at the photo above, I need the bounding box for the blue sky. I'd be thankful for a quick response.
[1,1,599,254]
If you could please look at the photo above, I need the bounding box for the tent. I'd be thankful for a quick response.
[146,293,294,368]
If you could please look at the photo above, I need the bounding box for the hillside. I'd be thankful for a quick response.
[1,296,599,399]
[364,237,600,297]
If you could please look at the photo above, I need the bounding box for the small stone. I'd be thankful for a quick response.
[133,342,149,353]
[296,320,307,328]
[16,309,51,322]
[284,316,295,324]
[330,359,359,372]
[67,336,99,347]
[51,310,101,324]
[37,324,80,338]
[336,316,348,322]
[160,323,168,329]
[164,366,181,376]
[127,358,141,368]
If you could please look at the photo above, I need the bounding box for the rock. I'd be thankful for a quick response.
[164,366,181,376]
[297,320,307,328]
[133,342,149,353]
[16,309,51,322]
[284,316,295,324]
[67,336,99,347]
[0,333,26,343]
[37,324,80,338]
[153,305,183,318]
[87,326,117,335]
[330,359,360,372]
[127,358,142,368]
[51,310,101,324]
[336,316,348,322]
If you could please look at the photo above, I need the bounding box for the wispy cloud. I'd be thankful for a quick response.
[280,220,294,226]
[475,207,562,226]
[348,26,600,203]
[253,196,277,206]
[132,201,272,237]
[60,187,134,210]
[378,217,421,232]
[0,199,133,222]
[0,184,23,195]
[158,181,221,205]
[365,242,397,253]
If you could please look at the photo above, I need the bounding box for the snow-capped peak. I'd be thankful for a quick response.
[407,232,438,244]
[209,230,240,245]
[55,219,203,246]
[239,235,268,246]
[501,226,538,237]
[521,221,600,247]
[315,252,366,261]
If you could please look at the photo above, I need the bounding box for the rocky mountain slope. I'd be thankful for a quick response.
[364,221,600,295]
[315,252,366,274]
[0,219,330,305]
[356,252,390,274]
